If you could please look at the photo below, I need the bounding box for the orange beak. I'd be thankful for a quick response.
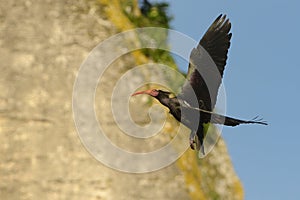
[132,89,159,97]
[131,89,152,96]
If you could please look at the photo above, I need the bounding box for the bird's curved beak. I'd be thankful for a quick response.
[131,90,152,96]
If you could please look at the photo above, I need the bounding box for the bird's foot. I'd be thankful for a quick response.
[189,139,196,150]
[189,131,196,150]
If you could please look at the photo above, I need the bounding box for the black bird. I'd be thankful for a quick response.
[132,14,267,154]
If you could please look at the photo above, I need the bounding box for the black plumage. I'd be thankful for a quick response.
[132,14,267,155]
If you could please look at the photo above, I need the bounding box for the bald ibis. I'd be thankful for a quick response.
[132,14,267,155]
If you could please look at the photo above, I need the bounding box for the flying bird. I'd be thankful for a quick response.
[132,14,267,155]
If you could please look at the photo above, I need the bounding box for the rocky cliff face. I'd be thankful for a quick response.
[0,0,243,199]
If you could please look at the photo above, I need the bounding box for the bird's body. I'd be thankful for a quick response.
[132,14,267,154]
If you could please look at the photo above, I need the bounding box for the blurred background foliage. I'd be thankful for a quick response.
[121,0,177,69]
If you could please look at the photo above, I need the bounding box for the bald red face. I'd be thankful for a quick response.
[131,89,159,97]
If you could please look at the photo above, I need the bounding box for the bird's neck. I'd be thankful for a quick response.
[155,94,179,111]
[155,94,181,122]
[155,93,173,107]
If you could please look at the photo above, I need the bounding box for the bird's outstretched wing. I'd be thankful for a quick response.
[178,14,232,111]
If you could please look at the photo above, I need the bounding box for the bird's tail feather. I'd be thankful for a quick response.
[209,114,268,126]
[183,103,268,126]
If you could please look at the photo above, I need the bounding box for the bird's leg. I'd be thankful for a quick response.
[197,125,205,155]
[189,131,196,150]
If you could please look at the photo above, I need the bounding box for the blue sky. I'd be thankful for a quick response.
[160,0,300,199]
